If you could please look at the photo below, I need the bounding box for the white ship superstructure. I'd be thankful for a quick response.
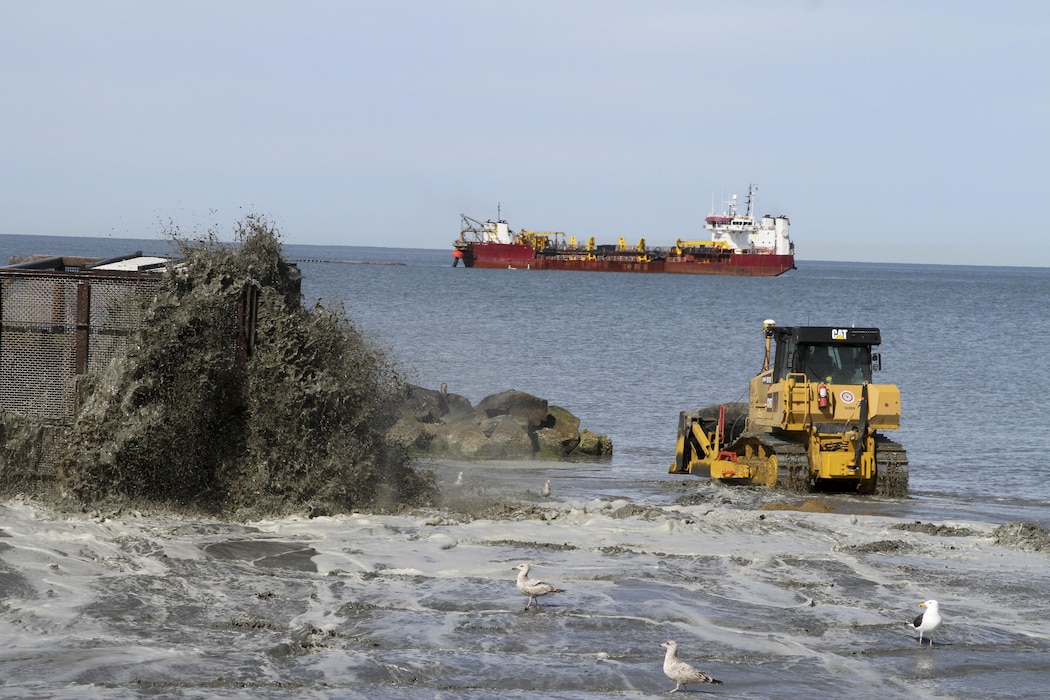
[460,216,514,244]
[705,185,793,256]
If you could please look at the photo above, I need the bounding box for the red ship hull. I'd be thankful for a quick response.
[453,242,795,277]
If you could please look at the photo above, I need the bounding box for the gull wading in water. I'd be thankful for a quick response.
[910,599,942,646]
[541,479,551,498]
[514,563,565,610]
[660,640,723,693]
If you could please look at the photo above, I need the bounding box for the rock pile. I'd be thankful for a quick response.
[389,386,612,460]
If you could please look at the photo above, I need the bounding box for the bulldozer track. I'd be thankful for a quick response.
[775,441,811,494]
[729,433,908,497]
[737,433,811,493]
[875,437,909,498]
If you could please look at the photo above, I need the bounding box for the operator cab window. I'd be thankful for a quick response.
[801,345,871,384]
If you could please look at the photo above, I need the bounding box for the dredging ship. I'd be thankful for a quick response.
[452,186,795,276]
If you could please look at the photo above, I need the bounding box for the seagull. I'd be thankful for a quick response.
[514,563,565,610]
[454,471,463,488]
[541,479,551,498]
[661,640,723,693]
[910,599,942,646]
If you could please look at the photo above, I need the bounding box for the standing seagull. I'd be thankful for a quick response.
[514,563,565,610]
[661,640,723,693]
[910,599,942,646]
[541,479,551,498]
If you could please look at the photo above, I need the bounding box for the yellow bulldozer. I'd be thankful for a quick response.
[670,320,908,496]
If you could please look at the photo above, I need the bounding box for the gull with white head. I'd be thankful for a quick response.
[910,599,942,646]
[660,640,723,693]
[514,563,565,610]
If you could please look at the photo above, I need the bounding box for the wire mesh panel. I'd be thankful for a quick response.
[0,260,262,495]
[0,271,164,424]
[85,278,163,374]
[0,276,79,421]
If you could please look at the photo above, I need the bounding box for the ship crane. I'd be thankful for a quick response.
[460,214,496,233]
[459,213,515,246]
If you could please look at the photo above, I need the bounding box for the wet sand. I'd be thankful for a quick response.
[1,461,1048,698]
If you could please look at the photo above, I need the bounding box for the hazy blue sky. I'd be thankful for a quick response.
[3,1,1047,265]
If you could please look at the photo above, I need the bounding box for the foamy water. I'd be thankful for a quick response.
[2,460,1048,699]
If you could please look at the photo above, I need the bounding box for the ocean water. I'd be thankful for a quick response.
[291,245,1050,523]
[1,235,1049,698]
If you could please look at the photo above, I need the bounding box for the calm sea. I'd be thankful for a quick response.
[290,242,1050,526]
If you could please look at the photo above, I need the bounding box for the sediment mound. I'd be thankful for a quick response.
[893,521,977,537]
[992,521,1050,554]
[759,499,837,513]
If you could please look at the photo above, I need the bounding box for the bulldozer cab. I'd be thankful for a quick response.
[770,326,881,384]
[751,325,889,433]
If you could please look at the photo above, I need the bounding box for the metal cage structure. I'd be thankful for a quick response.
[0,251,273,495]
[0,255,167,425]
[0,254,168,493]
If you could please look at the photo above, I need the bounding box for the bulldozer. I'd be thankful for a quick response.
[670,320,908,497]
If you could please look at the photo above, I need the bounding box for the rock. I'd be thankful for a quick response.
[576,429,613,457]
[398,385,446,423]
[434,415,536,460]
[398,385,472,423]
[544,405,581,433]
[476,390,549,430]
[387,417,434,451]
[441,421,489,458]
[388,384,611,461]
[534,427,581,457]
[477,415,535,458]
[440,393,475,422]
[534,405,582,457]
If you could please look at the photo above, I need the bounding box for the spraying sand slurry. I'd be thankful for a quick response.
[9,217,438,517]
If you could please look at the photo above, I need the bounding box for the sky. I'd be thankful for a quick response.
[2,1,1048,266]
